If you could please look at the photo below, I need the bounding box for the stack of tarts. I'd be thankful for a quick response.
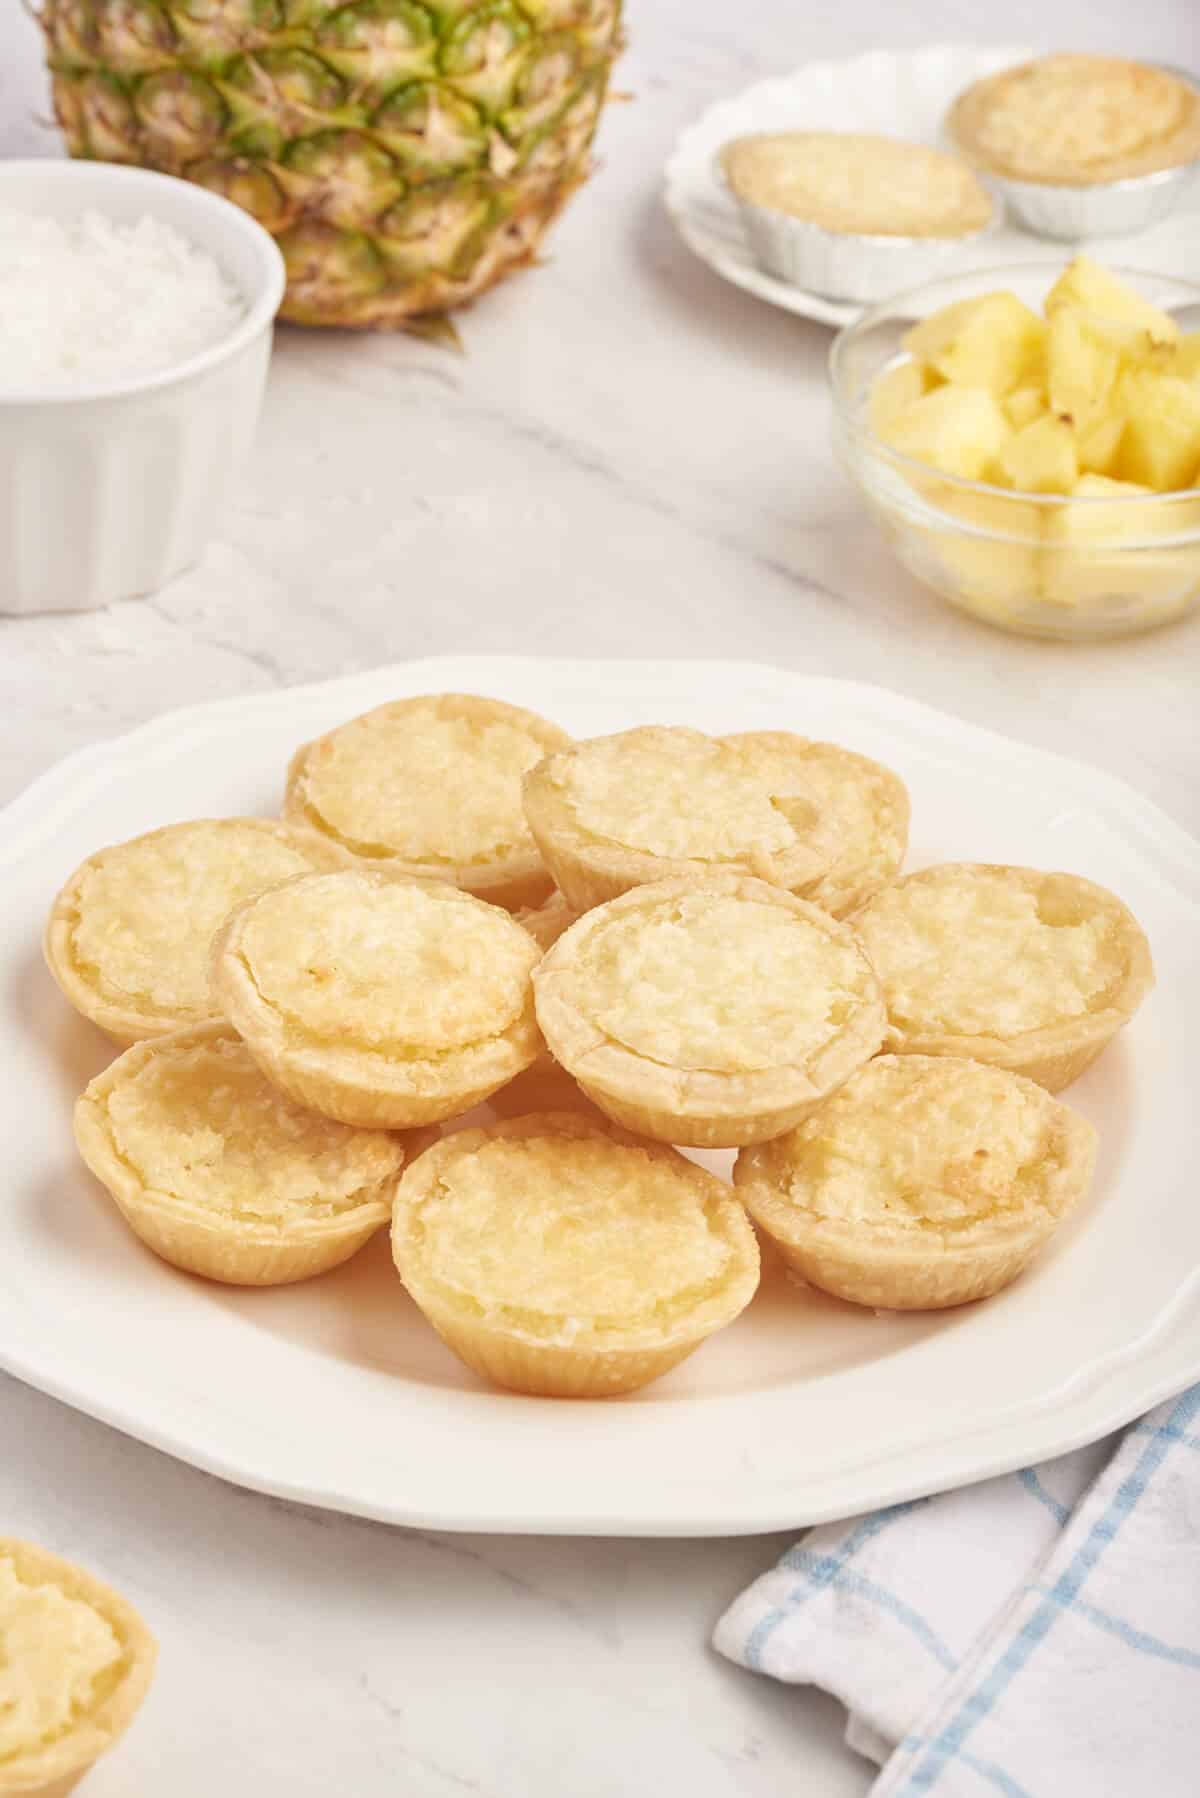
[47,692,1153,1400]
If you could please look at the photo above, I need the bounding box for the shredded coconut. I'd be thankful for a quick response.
[0,208,246,391]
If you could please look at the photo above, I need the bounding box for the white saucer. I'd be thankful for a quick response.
[664,45,1200,326]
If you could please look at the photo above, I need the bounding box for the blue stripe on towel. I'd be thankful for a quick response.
[1132,1419,1200,1453]
[895,1385,1200,1793]
[1047,1593,1200,1671]
[743,1501,925,1672]
[902,1742,1036,1797]
[1017,1468,1071,1527]
[781,1549,957,1671]
[958,1750,1035,1798]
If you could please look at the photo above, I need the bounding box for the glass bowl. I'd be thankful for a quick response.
[829,264,1200,641]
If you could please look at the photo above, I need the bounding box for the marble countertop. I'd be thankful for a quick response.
[2,3,1196,1793]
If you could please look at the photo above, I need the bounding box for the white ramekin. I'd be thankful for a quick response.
[0,161,286,617]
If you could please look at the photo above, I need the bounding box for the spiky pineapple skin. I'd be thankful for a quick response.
[40,0,624,328]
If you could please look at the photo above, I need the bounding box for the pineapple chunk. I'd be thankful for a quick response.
[903,293,1045,396]
[1118,371,1200,490]
[996,413,1078,494]
[1045,256,1178,345]
[1076,316,1174,366]
[865,260,1200,620]
[878,384,1011,482]
[869,359,929,436]
[1172,334,1200,380]
[1042,473,1200,610]
[1046,307,1121,426]
[921,485,1041,611]
[1046,309,1167,476]
[1048,474,1160,540]
[1005,384,1047,429]
[1075,410,1126,477]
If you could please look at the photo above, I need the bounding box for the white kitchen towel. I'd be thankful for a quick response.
[715,1385,1200,1795]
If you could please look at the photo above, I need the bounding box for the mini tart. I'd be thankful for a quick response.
[391,1111,760,1396]
[734,1056,1097,1310]
[533,875,887,1148]
[211,869,543,1129]
[43,818,351,1044]
[947,54,1200,185]
[724,733,909,917]
[852,864,1155,1091]
[282,693,570,911]
[721,132,994,236]
[0,1538,156,1796]
[521,725,839,912]
[74,1024,406,1285]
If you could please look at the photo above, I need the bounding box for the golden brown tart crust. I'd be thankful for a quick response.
[0,1538,156,1795]
[74,1023,406,1286]
[211,868,543,1128]
[43,818,351,1044]
[725,732,909,917]
[533,873,886,1147]
[283,692,570,911]
[391,1110,760,1396]
[514,888,579,951]
[735,1055,1097,1310]
[851,863,1154,1090]
[522,725,842,912]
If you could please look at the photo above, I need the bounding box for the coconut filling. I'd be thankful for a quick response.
[723,133,993,234]
[231,878,539,1062]
[93,1037,403,1227]
[65,825,337,1015]
[751,1061,1072,1245]
[293,709,552,866]
[566,893,873,1073]
[855,873,1128,1038]
[550,732,826,871]
[402,1137,748,1343]
[0,1556,124,1763]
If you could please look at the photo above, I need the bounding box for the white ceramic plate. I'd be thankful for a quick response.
[665,44,1200,327]
[4,658,1199,1536]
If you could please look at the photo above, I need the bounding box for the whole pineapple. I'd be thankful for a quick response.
[40,0,624,327]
